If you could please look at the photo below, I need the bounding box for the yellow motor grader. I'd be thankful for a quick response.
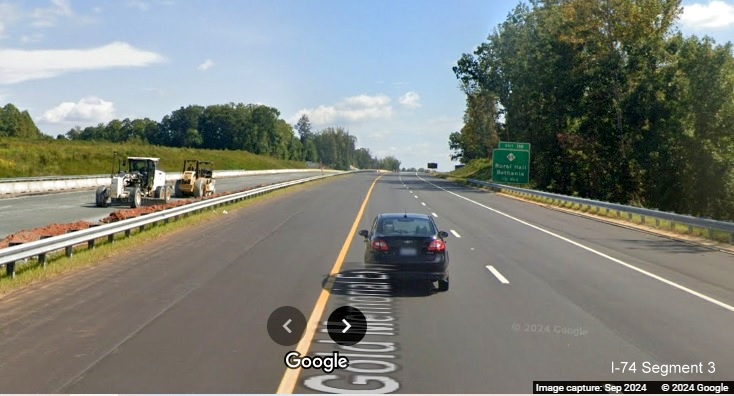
[174,160,216,198]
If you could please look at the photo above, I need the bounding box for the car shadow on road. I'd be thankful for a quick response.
[322,266,439,298]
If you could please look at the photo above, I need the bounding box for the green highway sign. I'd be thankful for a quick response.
[498,141,531,151]
[492,149,530,184]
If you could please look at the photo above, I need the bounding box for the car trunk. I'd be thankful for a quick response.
[378,235,436,261]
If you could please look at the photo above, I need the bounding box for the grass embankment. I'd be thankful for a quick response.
[434,158,492,182]
[437,159,732,246]
[0,138,305,177]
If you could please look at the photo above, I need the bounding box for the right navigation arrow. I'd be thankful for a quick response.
[342,319,351,333]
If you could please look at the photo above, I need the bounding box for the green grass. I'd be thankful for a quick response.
[436,158,492,181]
[0,138,306,177]
[0,175,341,295]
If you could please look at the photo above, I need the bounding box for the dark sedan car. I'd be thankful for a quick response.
[358,213,450,291]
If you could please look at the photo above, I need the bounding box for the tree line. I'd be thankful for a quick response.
[0,104,43,138]
[59,103,400,171]
[451,0,734,221]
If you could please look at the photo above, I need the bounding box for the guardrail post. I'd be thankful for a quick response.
[108,234,114,244]
[688,225,694,234]
[5,241,23,278]
[64,229,79,257]
[627,212,632,220]
[640,215,645,225]
[729,232,733,244]
[707,229,714,239]
[88,239,95,250]
[655,218,660,227]
[139,225,145,232]
[5,262,15,278]
[670,221,676,231]
[616,210,620,218]
[39,235,52,268]
[125,229,131,237]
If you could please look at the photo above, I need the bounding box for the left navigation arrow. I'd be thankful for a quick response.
[267,306,306,346]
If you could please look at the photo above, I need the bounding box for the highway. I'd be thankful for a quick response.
[0,172,733,393]
[0,171,320,238]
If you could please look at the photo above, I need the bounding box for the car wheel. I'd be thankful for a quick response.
[437,276,449,292]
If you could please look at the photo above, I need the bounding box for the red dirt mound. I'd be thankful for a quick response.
[0,221,92,249]
[100,199,192,223]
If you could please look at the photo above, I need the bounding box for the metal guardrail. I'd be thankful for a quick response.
[466,178,734,243]
[0,172,350,278]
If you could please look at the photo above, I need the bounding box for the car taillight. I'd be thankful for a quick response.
[371,239,389,252]
[427,240,445,252]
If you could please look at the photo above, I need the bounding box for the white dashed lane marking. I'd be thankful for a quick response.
[486,265,510,284]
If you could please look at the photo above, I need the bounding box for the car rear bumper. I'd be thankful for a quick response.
[364,259,448,281]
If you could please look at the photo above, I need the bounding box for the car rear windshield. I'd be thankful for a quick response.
[377,217,435,236]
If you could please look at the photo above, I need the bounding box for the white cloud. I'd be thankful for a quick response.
[0,41,166,84]
[681,1,734,29]
[0,3,21,39]
[20,33,43,43]
[144,87,165,96]
[399,91,421,108]
[294,94,394,125]
[31,0,73,28]
[198,59,215,71]
[126,0,150,11]
[39,96,116,124]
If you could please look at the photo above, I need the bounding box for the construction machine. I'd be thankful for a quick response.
[95,153,173,208]
[174,160,216,198]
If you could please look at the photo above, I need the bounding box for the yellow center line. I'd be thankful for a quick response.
[276,174,382,394]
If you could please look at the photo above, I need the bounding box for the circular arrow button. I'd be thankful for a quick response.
[267,306,306,346]
[327,306,367,346]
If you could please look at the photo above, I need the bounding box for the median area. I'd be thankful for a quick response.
[0,173,349,294]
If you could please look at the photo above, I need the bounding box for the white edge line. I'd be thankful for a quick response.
[414,195,418,199]
[450,229,461,238]
[486,265,510,284]
[421,202,427,206]
[416,175,734,314]
[432,212,438,218]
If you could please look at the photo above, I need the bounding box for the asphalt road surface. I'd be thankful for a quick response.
[0,172,319,238]
[1,172,733,393]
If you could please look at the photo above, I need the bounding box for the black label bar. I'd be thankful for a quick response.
[534,381,734,394]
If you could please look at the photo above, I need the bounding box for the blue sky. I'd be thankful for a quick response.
[1,0,734,171]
